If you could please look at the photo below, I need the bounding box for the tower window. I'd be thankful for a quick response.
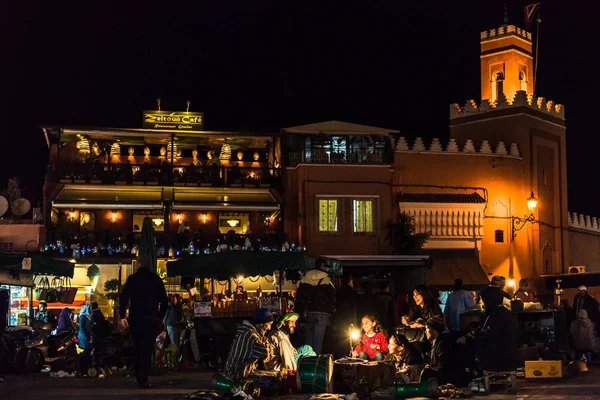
[491,71,505,103]
[542,168,547,187]
[495,230,504,243]
[519,70,528,92]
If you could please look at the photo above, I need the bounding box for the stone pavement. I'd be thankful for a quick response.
[1,368,599,400]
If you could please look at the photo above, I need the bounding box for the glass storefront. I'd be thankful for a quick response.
[0,285,32,326]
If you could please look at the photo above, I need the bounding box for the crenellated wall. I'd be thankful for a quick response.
[569,212,600,273]
[450,91,565,120]
[480,24,532,41]
[569,212,600,233]
[394,136,521,158]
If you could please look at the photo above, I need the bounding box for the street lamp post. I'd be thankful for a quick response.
[511,191,538,241]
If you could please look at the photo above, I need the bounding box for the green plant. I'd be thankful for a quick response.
[385,212,430,254]
[103,279,120,302]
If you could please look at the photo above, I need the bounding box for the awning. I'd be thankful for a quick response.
[0,255,74,279]
[52,185,164,209]
[425,249,489,290]
[167,252,333,279]
[323,255,431,268]
[172,187,281,211]
[541,272,600,290]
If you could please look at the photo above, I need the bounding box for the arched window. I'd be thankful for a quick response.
[519,71,528,92]
[491,71,505,103]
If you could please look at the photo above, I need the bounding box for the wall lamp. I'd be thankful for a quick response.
[511,192,538,241]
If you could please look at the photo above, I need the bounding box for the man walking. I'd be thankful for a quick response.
[294,258,336,354]
[444,278,474,335]
[120,256,168,388]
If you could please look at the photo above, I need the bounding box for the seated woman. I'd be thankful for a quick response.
[385,333,423,382]
[570,309,600,359]
[352,315,389,361]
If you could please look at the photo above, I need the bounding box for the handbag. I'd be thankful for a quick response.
[46,277,61,303]
[34,276,49,301]
[57,277,78,304]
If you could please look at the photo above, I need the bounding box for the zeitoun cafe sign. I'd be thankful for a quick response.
[143,110,204,131]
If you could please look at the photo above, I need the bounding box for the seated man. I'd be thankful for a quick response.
[267,312,315,371]
[420,316,460,385]
[34,301,56,325]
[224,308,275,381]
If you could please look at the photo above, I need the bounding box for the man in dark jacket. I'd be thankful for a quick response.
[294,259,336,354]
[420,316,459,385]
[120,256,168,388]
[0,289,9,382]
[574,285,598,323]
[477,287,517,372]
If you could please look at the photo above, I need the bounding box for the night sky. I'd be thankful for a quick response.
[4,1,599,216]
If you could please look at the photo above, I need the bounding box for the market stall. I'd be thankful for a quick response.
[167,251,336,362]
[0,254,74,326]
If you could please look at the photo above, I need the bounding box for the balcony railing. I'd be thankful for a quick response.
[287,149,389,166]
[54,162,281,188]
[43,229,287,258]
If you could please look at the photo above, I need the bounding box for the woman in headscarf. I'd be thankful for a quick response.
[569,309,600,355]
[57,308,74,333]
[77,304,93,350]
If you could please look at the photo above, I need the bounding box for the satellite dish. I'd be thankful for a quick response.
[0,196,7,217]
[11,198,31,216]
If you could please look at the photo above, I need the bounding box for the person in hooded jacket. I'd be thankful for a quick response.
[294,259,336,354]
[77,304,93,351]
[57,308,74,333]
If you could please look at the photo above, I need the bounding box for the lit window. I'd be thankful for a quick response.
[318,199,338,232]
[495,230,504,243]
[353,199,374,233]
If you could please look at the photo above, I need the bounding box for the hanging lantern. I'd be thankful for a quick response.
[237,151,244,161]
[220,143,231,160]
[192,149,198,158]
[207,151,213,160]
[79,138,90,154]
[176,148,182,157]
[110,142,120,156]
[253,151,260,161]
[144,146,151,156]
[160,146,167,156]
[128,146,135,156]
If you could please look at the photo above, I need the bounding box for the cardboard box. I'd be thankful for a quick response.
[525,360,563,378]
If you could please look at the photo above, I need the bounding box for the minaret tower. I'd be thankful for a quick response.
[480,7,534,103]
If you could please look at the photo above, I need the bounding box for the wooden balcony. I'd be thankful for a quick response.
[53,162,282,188]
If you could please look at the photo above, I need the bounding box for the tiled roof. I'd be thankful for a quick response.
[398,192,486,204]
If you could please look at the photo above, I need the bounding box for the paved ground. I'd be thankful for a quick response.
[2,367,600,399]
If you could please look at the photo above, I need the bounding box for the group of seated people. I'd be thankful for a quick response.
[224,308,316,382]
[223,279,517,392]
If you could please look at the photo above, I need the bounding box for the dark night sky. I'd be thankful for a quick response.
[3,1,599,216]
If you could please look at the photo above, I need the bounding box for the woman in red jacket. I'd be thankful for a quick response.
[352,315,389,361]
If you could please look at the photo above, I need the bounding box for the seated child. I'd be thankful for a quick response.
[385,333,423,382]
[352,315,389,361]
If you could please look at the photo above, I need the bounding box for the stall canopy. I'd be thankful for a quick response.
[0,254,74,279]
[167,252,335,279]
[541,272,600,290]
[425,249,490,290]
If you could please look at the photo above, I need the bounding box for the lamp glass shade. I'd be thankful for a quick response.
[237,151,244,161]
[144,146,151,156]
[253,151,260,161]
[527,192,538,211]
[160,146,167,156]
[128,146,135,156]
